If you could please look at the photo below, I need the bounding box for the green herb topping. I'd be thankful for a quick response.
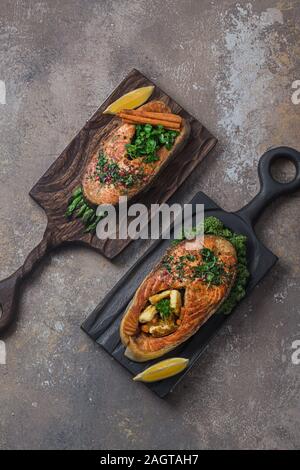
[192,248,227,286]
[162,255,174,273]
[95,153,144,188]
[156,298,172,320]
[126,124,179,163]
[168,217,249,315]
[161,246,228,285]
[203,217,249,315]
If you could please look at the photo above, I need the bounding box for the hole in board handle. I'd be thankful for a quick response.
[270,157,297,184]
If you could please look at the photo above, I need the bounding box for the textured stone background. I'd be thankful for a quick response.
[0,0,300,450]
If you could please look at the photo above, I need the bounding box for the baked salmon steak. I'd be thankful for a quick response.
[82,100,190,206]
[120,235,238,362]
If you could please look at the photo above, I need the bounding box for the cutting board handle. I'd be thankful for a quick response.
[0,228,54,334]
[236,146,300,226]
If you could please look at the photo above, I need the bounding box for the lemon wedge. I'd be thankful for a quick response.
[133,357,189,383]
[103,85,154,114]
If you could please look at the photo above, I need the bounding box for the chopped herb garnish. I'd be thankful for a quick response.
[180,254,196,262]
[161,217,249,315]
[95,152,144,188]
[192,248,226,286]
[161,247,227,285]
[156,298,172,320]
[175,261,185,279]
[126,124,179,163]
[162,255,173,273]
[185,217,249,314]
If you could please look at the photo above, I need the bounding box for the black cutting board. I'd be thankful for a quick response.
[82,147,300,397]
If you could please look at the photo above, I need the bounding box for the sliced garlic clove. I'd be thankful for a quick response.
[170,290,182,315]
[139,305,157,323]
[149,323,177,337]
[149,290,172,304]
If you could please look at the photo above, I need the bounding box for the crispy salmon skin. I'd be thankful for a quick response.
[120,235,237,362]
[82,101,190,206]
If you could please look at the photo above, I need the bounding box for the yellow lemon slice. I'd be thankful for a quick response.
[133,357,189,383]
[103,86,154,114]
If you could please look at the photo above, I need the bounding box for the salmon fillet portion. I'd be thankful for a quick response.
[82,123,137,205]
[120,235,237,362]
[82,101,190,206]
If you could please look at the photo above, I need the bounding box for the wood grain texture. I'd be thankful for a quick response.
[0,229,53,333]
[0,69,217,335]
[29,68,217,258]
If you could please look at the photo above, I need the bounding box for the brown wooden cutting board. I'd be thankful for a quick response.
[0,68,217,334]
[29,68,217,258]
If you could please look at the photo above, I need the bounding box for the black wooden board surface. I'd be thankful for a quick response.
[81,192,276,398]
[82,147,300,397]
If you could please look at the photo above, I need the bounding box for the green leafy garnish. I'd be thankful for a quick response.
[126,124,179,163]
[162,255,174,273]
[156,298,172,320]
[96,153,143,188]
[169,216,250,315]
[193,248,226,286]
[204,217,249,314]
[179,254,196,262]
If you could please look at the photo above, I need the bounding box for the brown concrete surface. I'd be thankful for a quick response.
[0,0,300,450]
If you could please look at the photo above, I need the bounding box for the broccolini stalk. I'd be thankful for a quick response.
[72,186,83,198]
[66,194,84,217]
[66,186,108,234]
